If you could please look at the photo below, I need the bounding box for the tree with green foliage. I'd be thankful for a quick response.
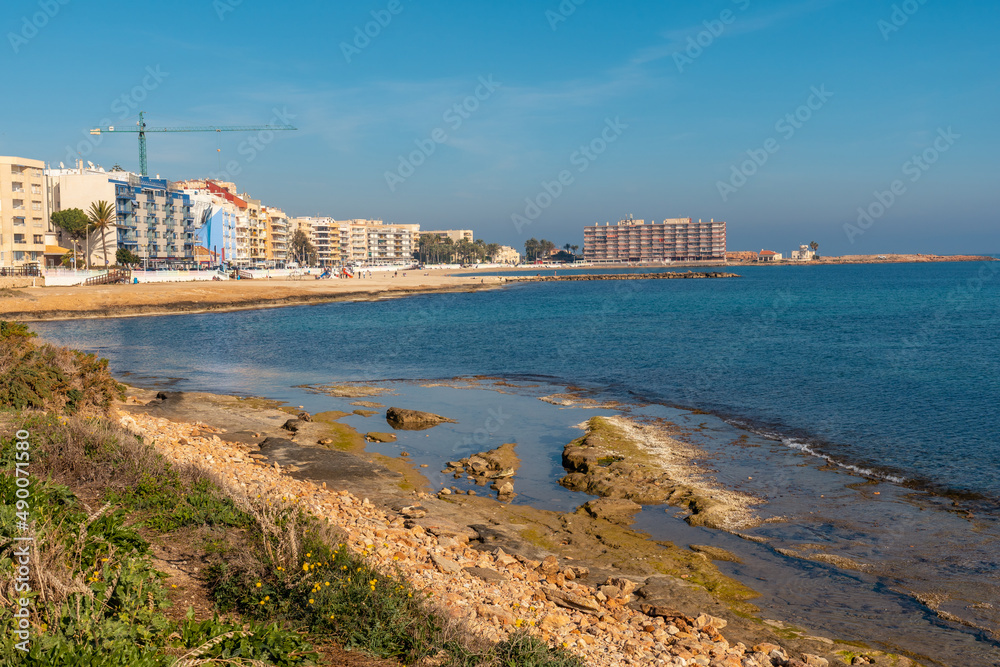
[60,248,85,268]
[51,208,91,269]
[88,200,117,268]
[289,229,316,266]
[116,247,141,267]
[51,208,90,240]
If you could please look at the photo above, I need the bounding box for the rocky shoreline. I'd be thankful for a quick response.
[118,388,923,667]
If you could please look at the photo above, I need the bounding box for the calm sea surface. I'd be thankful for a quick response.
[30,260,1000,665]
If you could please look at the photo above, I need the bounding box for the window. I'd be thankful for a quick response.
[33,235,43,244]
[32,218,42,227]
[13,217,25,226]
[13,199,24,209]
[31,168,42,177]
[11,182,23,192]
[31,185,41,195]
[14,234,26,244]
[32,202,42,211]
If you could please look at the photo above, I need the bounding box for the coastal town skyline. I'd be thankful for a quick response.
[3,0,998,256]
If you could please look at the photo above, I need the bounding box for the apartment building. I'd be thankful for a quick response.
[242,197,267,265]
[48,163,198,266]
[358,220,419,264]
[583,217,726,262]
[264,207,289,266]
[181,182,249,267]
[0,156,49,268]
[422,229,473,243]
[294,218,418,266]
[48,162,121,267]
[111,175,195,266]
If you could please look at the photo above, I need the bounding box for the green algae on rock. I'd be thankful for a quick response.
[560,416,760,530]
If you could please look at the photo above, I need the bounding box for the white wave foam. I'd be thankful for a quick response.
[780,437,906,484]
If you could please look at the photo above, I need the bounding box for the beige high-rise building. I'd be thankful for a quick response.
[421,229,473,243]
[241,196,267,265]
[292,217,418,266]
[0,156,49,269]
[264,207,289,265]
[584,217,727,263]
[354,219,419,264]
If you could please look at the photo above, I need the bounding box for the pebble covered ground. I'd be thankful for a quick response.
[120,410,832,667]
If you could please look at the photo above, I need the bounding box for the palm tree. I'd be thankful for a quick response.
[809,241,819,252]
[87,200,117,268]
[524,238,539,262]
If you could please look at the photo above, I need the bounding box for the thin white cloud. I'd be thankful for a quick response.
[631,0,841,67]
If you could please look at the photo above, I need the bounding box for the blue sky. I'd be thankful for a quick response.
[3,0,998,255]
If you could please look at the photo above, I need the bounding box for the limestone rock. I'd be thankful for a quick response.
[580,497,642,525]
[539,613,572,632]
[544,588,602,615]
[385,407,456,430]
[464,566,506,584]
[430,554,463,575]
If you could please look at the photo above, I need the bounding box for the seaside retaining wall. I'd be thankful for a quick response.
[0,276,44,288]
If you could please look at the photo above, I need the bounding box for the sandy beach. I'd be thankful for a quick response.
[0,270,500,321]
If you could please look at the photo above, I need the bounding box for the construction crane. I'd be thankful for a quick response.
[89,111,297,177]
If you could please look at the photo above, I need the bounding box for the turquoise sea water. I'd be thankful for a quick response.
[30,259,1000,664]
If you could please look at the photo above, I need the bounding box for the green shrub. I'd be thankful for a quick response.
[208,515,438,663]
[0,322,125,415]
[447,632,587,667]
